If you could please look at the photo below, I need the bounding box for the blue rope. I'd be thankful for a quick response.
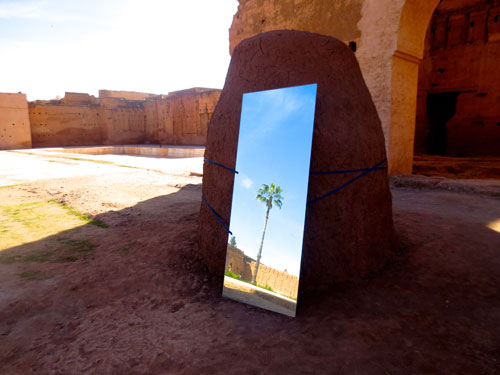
[202,194,232,235]
[204,158,238,174]
[307,158,387,205]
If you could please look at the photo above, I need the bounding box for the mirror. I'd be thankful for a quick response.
[222,83,317,317]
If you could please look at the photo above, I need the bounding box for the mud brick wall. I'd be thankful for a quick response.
[226,245,299,299]
[99,90,158,101]
[29,94,101,147]
[100,98,146,145]
[415,2,500,156]
[0,93,32,150]
[27,88,220,148]
[144,89,220,146]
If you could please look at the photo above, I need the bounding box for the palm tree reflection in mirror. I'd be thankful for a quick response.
[252,183,284,285]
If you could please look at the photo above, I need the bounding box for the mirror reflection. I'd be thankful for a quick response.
[223,83,317,317]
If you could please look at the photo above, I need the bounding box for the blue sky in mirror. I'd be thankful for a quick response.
[228,83,317,277]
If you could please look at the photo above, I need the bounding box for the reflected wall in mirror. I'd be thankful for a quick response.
[222,83,317,317]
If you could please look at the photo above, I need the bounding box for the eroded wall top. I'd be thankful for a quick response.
[229,0,363,54]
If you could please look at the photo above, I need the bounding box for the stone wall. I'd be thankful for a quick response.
[0,93,32,150]
[226,245,299,299]
[28,88,220,148]
[415,0,500,156]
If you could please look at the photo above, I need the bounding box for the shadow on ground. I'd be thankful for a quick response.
[0,183,499,375]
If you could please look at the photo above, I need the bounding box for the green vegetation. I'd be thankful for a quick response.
[229,236,237,247]
[70,157,114,164]
[54,256,78,263]
[0,238,96,265]
[253,183,284,285]
[119,247,130,255]
[7,150,139,170]
[50,200,108,228]
[0,184,24,190]
[22,249,56,263]
[0,199,101,266]
[56,238,96,254]
[259,284,274,293]
[20,271,52,281]
[224,269,278,294]
[69,157,139,169]
[225,269,241,280]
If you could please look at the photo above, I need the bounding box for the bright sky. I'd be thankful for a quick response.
[0,0,238,101]
[228,84,317,277]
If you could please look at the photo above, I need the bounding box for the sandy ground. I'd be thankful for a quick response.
[0,151,499,374]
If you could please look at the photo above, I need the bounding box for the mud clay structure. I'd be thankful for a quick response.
[0,93,32,150]
[198,30,393,292]
[0,88,220,150]
[230,0,500,173]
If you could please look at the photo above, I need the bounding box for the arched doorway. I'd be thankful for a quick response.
[414,0,500,159]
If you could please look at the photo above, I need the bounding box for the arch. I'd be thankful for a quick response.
[229,0,441,174]
[388,0,439,173]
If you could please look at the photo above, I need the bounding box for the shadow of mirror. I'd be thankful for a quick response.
[222,83,317,317]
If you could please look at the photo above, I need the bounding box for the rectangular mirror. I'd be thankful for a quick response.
[222,83,317,317]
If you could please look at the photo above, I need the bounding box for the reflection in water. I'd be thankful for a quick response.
[222,83,317,317]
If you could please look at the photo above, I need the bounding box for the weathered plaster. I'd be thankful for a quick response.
[230,0,363,54]
[229,0,440,174]
[0,93,32,150]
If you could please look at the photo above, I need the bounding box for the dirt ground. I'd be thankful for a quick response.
[0,151,499,375]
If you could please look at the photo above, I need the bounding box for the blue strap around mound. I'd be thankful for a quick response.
[202,194,232,235]
[307,158,387,205]
[204,158,239,174]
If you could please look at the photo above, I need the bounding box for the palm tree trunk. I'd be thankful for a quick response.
[252,201,271,285]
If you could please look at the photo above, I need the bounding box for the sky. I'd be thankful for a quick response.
[228,84,317,277]
[0,0,238,100]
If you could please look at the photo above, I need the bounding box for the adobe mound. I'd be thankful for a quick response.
[198,30,394,292]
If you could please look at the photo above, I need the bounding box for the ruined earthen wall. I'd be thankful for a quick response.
[145,89,220,145]
[99,98,146,145]
[28,89,220,148]
[0,93,32,150]
[229,0,363,54]
[226,245,298,299]
[415,2,500,156]
[99,90,159,101]
[29,99,101,147]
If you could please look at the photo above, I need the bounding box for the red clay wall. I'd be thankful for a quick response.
[99,97,146,145]
[226,245,299,299]
[29,94,101,147]
[145,88,220,146]
[28,88,220,148]
[0,93,32,150]
[98,90,158,101]
[415,2,500,156]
